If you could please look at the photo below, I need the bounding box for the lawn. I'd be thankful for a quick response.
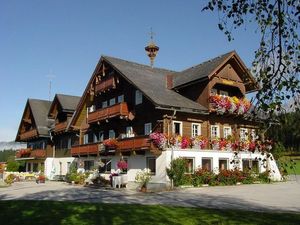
[279,156,300,175]
[0,201,299,225]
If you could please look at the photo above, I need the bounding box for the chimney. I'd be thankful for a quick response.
[166,74,173,89]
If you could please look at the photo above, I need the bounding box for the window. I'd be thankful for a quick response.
[117,95,124,103]
[135,90,143,105]
[27,163,31,172]
[99,158,111,173]
[191,123,201,137]
[211,88,218,95]
[242,159,251,172]
[109,98,116,106]
[219,159,228,171]
[109,130,115,139]
[67,138,72,149]
[223,126,232,139]
[84,160,94,171]
[126,126,134,137]
[93,131,104,142]
[67,162,71,173]
[102,101,108,108]
[251,129,257,141]
[240,128,248,141]
[202,158,212,172]
[220,90,229,96]
[211,125,220,138]
[144,123,152,135]
[184,158,195,173]
[252,160,259,173]
[33,163,38,172]
[83,134,89,144]
[146,157,156,175]
[172,121,183,135]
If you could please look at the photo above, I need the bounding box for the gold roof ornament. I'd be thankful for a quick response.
[145,28,159,68]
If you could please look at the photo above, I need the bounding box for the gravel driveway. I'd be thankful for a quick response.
[1,179,299,213]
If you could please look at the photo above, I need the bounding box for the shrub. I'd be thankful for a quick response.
[258,171,270,183]
[192,168,214,186]
[166,158,186,187]
[181,174,193,185]
[6,161,20,172]
[135,169,152,188]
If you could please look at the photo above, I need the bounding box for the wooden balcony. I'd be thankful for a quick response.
[30,149,46,158]
[54,121,68,133]
[88,102,129,124]
[95,76,116,93]
[16,148,46,159]
[116,136,151,152]
[19,129,38,141]
[71,143,99,156]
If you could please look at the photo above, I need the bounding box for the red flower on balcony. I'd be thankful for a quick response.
[103,138,118,148]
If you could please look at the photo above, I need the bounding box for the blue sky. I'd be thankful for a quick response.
[0,0,260,141]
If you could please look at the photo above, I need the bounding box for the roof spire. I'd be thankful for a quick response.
[145,27,159,68]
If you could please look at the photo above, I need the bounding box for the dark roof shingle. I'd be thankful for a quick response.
[103,56,208,113]
[172,51,234,88]
[56,94,80,112]
[28,99,52,136]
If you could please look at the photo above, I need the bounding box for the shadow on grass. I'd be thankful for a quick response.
[0,200,300,225]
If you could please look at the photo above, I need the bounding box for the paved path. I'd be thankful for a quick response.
[1,180,300,213]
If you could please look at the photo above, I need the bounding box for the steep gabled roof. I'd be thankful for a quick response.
[48,94,80,117]
[102,55,208,112]
[172,51,234,88]
[27,99,52,136]
[16,99,52,141]
[172,51,259,92]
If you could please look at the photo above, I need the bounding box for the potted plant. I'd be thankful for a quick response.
[135,168,152,192]
[117,159,128,173]
[36,173,46,184]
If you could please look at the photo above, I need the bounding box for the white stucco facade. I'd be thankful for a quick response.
[78,148,282,187]
[44,157,75,180]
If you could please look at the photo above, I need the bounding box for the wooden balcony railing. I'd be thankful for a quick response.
[19,129,38,141]
[30,149,46,158]
[54,121,68,133]
[71,143,99,156]
[16,148,46,159]
[116,136,151,152]
[95,76,116,93]
[88,102,129,124]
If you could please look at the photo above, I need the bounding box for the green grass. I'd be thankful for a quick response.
[0,201,299,225]
[285,160,300,175]
[279,156,300,175]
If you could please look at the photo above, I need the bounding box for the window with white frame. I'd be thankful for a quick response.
[220,90,229,96]
[117,95,124,103]
[251,129,257,141]
[144,123,152,135]
[240,128,248,141]
[219,159,228,171]
[191,123,201,137]
[83,134,89,144]
[93,131,104,142]
[223,126,232,139]
[84,160,94,171]
[102,101,108,108]
[211,88,218,95]
[135,90,143,105]
[202,158,213,172]
[172,121,183,135]
[211,125,220,138]
[108,130,115,139]
[146,157,156,175]
[109,98,116,106]
[126,126,134,137]
[184,158,195,174]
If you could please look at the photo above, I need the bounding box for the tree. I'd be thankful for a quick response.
[203,0,300,114]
